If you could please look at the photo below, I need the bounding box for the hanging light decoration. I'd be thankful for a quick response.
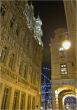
[62,32,71,50]
[62,40,71,50]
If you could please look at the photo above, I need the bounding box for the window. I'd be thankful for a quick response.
[32,72,35,84]
[0,4,6,16]
[1,87,10,109]
[60,64,68,75]
[20,93,25,110]
[24,65,27,80]
[19,61,24,76]
[31,70,33,83]
[12,91,20,110]
[8,53,15,70]
[58,47,65,58]
[27,95,31,110]
[32,97,35,110]
[0,47,8,63]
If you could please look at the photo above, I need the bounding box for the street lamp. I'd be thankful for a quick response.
[62,40,71,50]
[61,31,72,50]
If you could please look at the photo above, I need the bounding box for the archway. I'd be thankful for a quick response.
[55,86,77,110]
[63,95,77,110]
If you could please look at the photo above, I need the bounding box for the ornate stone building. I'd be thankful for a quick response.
[50,1,77,109]
[0,1,43,110]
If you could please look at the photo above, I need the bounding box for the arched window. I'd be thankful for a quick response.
[0,47,8,63]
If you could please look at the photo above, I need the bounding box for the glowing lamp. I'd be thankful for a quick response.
[62,40,71,50]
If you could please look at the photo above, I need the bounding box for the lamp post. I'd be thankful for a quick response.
[62,40,71,50]
[63,32,72,50]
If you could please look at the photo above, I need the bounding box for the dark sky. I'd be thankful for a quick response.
[31,0,67,64]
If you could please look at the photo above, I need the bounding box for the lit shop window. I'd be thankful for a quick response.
[60,64,68,74]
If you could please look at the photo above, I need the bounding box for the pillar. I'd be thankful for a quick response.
[0,83,5,109]
[8,87,15,110]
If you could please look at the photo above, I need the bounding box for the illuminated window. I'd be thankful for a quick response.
[60,64,68,74]
[58,47,65,58]
[1,87,10,109]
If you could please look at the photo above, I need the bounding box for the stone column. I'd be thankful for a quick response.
[55,96,59,110]
[8,87,15,110]
[26,93,28,110]
[52,90,56,110]
[0,83,5,109]
[18,91,21,110]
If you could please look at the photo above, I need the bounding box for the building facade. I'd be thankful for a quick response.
[50,28,77,110]
[0,1,43,110]
[50,1,77,109]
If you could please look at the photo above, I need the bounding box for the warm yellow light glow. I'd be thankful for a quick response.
[62,40,71,50]
[59,47,64,51]
[55,90,58,96]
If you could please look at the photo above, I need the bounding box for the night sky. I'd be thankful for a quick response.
[31,0,67,64]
